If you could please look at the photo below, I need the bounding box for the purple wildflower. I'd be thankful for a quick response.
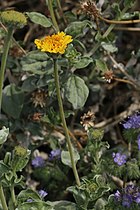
[27,199,33,202]
[122,194,132,207]
[112,152,127,166]
[135,193,140,204]
[122,113,140,129]
[49,149,61,160]
[137,134,140,150]
[114,190,121,201]
[38,190,48,198]
[114,185,140,207]
[32,156,45,168]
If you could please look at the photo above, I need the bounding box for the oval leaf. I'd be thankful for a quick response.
[61,149,80,168]
[26,12,52,28]
[65,20,92,38]
[0,161,10,178]
[0,127,9,145]
[2,84,24,119]
[73,57,93,69]
[65,75,89,109]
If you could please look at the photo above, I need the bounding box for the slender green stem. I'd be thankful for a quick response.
[48,0,59,32]
[10,185,16,209]
[56,0,67,24]
[53,59,80,186]
[0,184,8,210]
[0,27,13,114]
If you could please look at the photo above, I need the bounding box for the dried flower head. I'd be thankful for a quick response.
[80,0,99,18]
[0,10,27,28]
[102,70,114,83]
[34,32,73,54]
[31,89,47,108]
[80,111,95,131]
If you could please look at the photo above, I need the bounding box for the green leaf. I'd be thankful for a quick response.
[61,149,80,168]
[25,50,49,61]
[21,76,39,92]
[48,200,77,210]
[65,75,89,109]
[21,51,53,75]
[0,161,10,178]
[101,42,118,53]
[17,189,40,203]
[67,186,89,209]
[65,20,92,38]
[0,126,9,145]
[111,3,121,18]
[73,57,93,69]
[95,59,108,72]
[123,0,135,8]
[16,201,53,210]
[2,84,24,119]
[22,61,49,74]
[26,12,52,27]
[121,11,140,20]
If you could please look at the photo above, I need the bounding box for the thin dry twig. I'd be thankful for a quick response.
[114,27,140,32]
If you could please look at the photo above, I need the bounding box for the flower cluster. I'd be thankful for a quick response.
[122,113,140,150]
[32,156,45,168]
[122,113,140,129]
[114,185,140,207]
[112,152,127,166]
[34,32,73,54]
[49,149,61,160]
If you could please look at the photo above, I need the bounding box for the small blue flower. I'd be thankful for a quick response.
[27,199,33,202]
[122,113,140,129]
[135,193,140,204]
[49,149,61,160]
[112,152,127,166]
[38,190,48,198]
[114,190,121,201]
[122,194,132,207]
[114,185,140,207]
[32,156,45,168]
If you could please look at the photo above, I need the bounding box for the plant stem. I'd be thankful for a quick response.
[0,27,13,114]
[48,0,59,32]
[99,15,140,24]
[0,184,8,210]
[56,0,67,25]
[10,185,16,209]
[53,59,80,186]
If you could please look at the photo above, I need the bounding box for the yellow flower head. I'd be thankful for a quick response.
[34,32,73,54]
